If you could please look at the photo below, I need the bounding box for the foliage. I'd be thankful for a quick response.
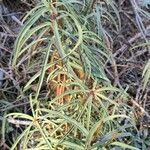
[1,0,150,150]
[142,59,150,90]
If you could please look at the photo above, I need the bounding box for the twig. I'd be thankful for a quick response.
[114,25,150,57]
[7,116,32,126]
[130,98,150,119]
[130,0,150,54]
[0,101,29,112]
[11,16,23,26]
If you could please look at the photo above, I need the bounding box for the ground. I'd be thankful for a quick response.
[0,0,150,149]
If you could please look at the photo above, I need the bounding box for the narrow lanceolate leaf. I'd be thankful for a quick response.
[39,108,88,136]
[142,59,150,90]
[10,124,32,150]
[110,142,140,150]
[35,42,52,100]
[85,119,104,150]
[12,6,48,67]
[86,95,93,130]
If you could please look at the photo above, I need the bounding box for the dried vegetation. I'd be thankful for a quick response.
[0,0,150,149]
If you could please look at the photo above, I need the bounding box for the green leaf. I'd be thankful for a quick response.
[110,142,140,150]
